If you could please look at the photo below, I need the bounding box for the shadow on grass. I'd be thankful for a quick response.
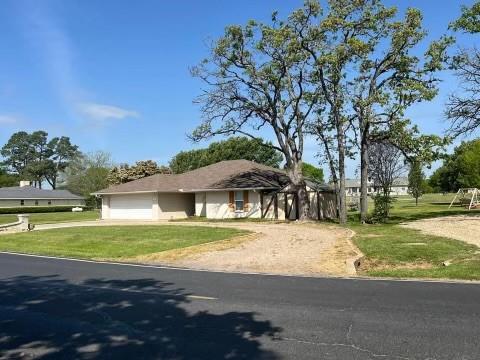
[388,208,480,224]
[0,275,281,359]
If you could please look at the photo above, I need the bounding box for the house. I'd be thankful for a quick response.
[0,181,85,207]
[93,160,337,221]
[389,177,409,196]
[345,179,375,197]
[345,177,409,197]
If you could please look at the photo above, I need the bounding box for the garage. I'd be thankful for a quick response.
[109,193,153,220]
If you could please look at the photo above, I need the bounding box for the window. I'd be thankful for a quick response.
[35,200,39,206]
[48,200,52,205]
[234,191,244,211]
[20,200,24,206]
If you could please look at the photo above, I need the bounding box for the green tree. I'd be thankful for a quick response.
[408,160,425,206]
[169,137,283,174]
[302,163,324,184]
[429,139,480,192]
[45,136,80,189]
[108,160,171,185]
[1,131,80,189]
[0,167,19,187]
[190,6,322,220]
[63,151,113,208]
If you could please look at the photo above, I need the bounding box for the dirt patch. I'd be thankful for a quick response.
[358,258,435,273]
[129,221,360,277]
[401,215,480,247]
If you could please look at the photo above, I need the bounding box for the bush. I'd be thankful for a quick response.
[0,206,92,214]
[369,194,396,223]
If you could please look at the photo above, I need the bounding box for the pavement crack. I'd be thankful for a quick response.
[279,335,411,359]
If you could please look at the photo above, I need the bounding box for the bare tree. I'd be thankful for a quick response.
[446,49,480,137]
[368,142,407,197]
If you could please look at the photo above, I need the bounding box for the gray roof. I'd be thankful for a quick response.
[94,160,332,195]
[0,186,84,200]
[344,178,408,188]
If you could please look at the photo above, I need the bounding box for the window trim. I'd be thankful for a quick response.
[234,191,244,212]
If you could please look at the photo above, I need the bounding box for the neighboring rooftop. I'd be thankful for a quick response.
[0,186,84,200]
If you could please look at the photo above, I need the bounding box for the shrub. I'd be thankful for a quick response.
[370,194,395,223]
[0,206,92,214]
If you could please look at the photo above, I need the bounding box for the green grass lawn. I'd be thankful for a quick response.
[0,211,99,225]
[350,193,480,280]
[0,225,248,260]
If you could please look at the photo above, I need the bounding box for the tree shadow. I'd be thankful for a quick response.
[0,275,281,359]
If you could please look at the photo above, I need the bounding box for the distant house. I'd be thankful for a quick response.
[345,177,409,197]
[93,160,337,221]
[0,181,85,208]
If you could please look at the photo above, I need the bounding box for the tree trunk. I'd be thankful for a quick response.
[359,128,369,223]
[337,127,347,225]
[287,160,310,220]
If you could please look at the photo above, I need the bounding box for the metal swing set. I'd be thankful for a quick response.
[449,188,480,210]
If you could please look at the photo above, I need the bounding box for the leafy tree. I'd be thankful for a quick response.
[1,131,79,189]
[429,139,480,192]
[1,131,33,177]
[190,6,322,220]
[0,167,19,187]
[302,163,324,184]
[408,160,425,206]
[169,137,283,174]
[45,137,80,189]
[446,2,480,137]
[108,160,171,185]
[63,151,113,208]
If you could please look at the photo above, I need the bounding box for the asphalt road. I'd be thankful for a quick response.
[0,253,479,359]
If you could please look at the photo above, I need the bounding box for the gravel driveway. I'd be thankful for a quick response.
[401,215,480,247]
[34,220,359,277]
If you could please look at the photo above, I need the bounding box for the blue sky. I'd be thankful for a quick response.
[0,0,477,177]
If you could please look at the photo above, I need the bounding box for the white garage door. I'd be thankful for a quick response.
[109,193,153,220]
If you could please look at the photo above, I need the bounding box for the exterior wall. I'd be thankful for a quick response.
[101,195,110,219]
[204,190,261,219]
[101,192,194,220]
[195,192,207,217]
[0,199,85,208]
[390,186,409,196]
[157,193,195,219]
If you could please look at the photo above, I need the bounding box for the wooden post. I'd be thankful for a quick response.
[317,191,321,220]
[284,193,288,219]
[295,193,299,220]
[260,192,264,219]
[274,193,278,220]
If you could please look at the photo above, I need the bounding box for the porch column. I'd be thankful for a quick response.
[152,193,160,220]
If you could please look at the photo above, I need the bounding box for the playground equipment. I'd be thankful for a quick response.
[449,188,480,210]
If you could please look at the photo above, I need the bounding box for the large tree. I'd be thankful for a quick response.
[0,167,19,187]
[45,137,80,189]
[63,151,113,208]
[429,139,480,192]
[170,137,283,174]
[108,160,171,185]
[446,2,480,137]
[1,131,79,189]
[191,6,321,220]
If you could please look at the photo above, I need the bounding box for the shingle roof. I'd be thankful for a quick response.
[0,186,84,200]
[94,160,292,194]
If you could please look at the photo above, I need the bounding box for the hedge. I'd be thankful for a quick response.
[0,206,93,214]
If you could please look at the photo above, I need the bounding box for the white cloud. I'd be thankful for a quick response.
[0,115,21,124]
[78,103,139,120]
